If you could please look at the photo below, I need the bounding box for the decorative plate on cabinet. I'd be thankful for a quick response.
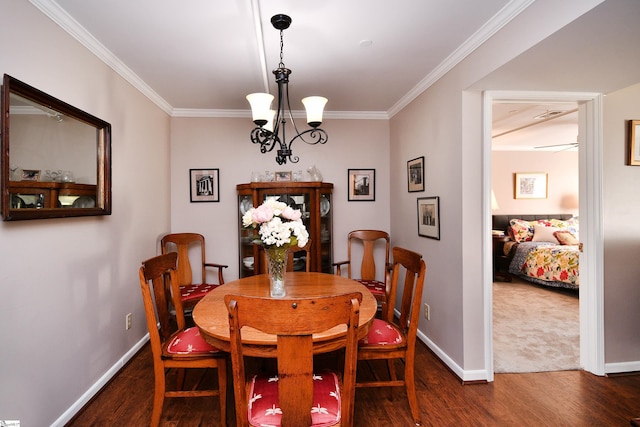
[320,196,330,217]
[239,197,253,215]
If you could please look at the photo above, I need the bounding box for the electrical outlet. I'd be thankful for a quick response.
[424,303,430,320]
[126,313,132,330]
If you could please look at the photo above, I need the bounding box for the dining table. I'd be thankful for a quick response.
[192,272,378,357]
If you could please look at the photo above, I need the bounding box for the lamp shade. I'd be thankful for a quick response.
[491,189,500,211]
[246,93,274,126]
[302,96,327,128]
[561,194,579,211]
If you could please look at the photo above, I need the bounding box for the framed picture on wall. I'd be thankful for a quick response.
[190,168,219,202]
[348,169,375,201]
[407,156,425,192]
[417,196,440,240]
[514,172,547,199]
[627,119,640,165]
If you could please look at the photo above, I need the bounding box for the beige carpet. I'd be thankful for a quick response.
[493,278,580,373]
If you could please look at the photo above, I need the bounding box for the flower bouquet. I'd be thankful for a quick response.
[242,198,309,297]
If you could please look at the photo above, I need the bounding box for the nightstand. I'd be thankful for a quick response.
[492,234,512,282]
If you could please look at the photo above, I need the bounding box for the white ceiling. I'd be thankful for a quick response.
[492,102,578,152]
[35,0,518,115]
[31,1,640,151]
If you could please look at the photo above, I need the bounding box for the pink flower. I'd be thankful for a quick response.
[281,206,301,221]
[252,203,274,223]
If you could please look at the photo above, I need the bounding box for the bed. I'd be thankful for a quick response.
[492,214,579,290]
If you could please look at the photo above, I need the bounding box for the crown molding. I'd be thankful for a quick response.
[171,108,388,120]
[387,0,535,118]
[30,0,530,121]
[29,0,173,115]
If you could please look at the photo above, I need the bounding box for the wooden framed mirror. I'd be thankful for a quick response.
[1,74,111,220]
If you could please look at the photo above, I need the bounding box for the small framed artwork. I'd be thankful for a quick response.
[348,169,375,201]
[275,171,292,182]
[417,196,440,240]
[514,172,547,199]
[627,120,640,165]
[21,169,41,181]
[190,168,219,202]
[407,156,424,192]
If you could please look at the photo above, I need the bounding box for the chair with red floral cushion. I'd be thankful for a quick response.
[356,246,426,426]
[161,233,227,311]
[225,292,362,427]
[333,230,392,317]
[139,252,227,427]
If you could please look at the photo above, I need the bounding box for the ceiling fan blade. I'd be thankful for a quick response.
[533,142,579,149]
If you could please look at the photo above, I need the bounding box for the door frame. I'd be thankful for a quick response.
[482,90,605,381]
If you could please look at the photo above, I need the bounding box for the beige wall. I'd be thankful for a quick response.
[602,82,640,363]
[492,150,579,216]
[169,117,391,281]
[0,1,171,425]
[390,0,610,375]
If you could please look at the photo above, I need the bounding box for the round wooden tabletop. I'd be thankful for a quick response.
[193,272,377,357]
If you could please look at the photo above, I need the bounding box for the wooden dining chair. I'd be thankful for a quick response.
[138,252,227,427]
[259,239,313,273]
[225,292,362,427]
[356,247,426,426]
[333,230,392,316]
[161,232,228,310]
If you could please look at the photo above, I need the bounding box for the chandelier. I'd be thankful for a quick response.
[246,14,328,165]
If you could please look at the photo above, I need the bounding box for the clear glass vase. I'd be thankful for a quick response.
[265,246,288,298]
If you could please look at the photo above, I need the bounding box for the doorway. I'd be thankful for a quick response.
[492,99,579,373]
[483,90,605,381]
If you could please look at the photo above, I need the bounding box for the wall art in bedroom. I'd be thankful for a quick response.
[627,119,640,165]
[514,172,547,199]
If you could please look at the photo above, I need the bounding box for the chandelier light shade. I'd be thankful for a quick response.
[247,14,328,165]
[301,96,328,127]
[246,93,275,127]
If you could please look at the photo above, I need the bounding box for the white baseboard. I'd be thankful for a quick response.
[605,360,640,375]
[50,334,149,427]
[416,329,489,382]
[417,328,640,380]
[400,307,489,382]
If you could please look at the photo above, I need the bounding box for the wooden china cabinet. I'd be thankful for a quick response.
[8,181,97,208]
[237,182,333,278]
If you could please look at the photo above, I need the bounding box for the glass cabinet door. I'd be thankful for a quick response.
[238,193,257,277]
[237,182,333,277]
[319,192,332,273]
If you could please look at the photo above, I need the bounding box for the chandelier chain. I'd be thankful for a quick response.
[279,30,285,68]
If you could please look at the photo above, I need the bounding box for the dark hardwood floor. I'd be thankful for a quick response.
[66,341,640,426]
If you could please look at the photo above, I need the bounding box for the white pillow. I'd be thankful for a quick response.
[531,225,560,244]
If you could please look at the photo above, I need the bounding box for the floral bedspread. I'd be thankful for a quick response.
[509,242,579,289]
